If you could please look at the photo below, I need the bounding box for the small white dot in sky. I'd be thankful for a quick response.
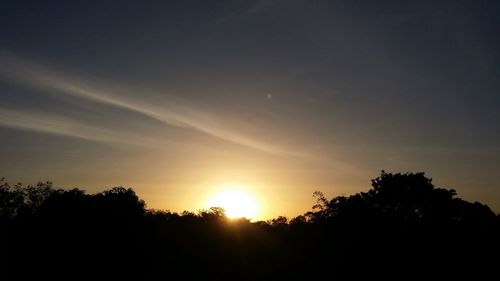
[266,94,272,99]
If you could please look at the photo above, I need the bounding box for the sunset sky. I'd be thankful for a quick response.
[1,1,499,219]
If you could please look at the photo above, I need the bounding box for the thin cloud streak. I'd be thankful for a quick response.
[0,108,144,145]
[0,52,304,157]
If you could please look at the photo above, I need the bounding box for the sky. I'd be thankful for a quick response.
[1,0,499,219]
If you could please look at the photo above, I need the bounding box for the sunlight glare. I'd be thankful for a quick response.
[205,187,260,219]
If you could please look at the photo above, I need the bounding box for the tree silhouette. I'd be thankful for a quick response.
[2,171,499,279]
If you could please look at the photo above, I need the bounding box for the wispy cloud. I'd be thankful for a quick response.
[0,108,145,145]
[0,51,302,157]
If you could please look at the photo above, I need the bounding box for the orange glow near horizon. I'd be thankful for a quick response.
[205,185,261,220]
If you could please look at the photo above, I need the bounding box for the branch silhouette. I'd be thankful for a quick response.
[2,172,499,279]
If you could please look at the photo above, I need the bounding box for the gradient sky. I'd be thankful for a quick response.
[1,0,499,219]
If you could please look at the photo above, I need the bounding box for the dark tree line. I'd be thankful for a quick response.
[2,172,499,279]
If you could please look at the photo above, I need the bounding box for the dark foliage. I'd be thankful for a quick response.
[1,172,499,279]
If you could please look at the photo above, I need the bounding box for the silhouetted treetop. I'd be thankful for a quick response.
[2,171,499,279]
[307,171,496,225]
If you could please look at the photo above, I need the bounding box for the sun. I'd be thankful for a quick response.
[205,188,260,220]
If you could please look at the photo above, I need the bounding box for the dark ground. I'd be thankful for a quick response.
[2,172,499,279]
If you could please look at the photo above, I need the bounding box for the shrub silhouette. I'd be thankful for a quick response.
[2,172,499,279]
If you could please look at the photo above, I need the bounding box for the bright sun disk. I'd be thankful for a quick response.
[206,188,260,219]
